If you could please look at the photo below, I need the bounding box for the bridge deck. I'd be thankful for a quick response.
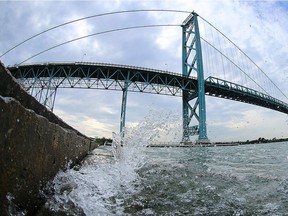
[205,77,288,114]
[7,62,288,114]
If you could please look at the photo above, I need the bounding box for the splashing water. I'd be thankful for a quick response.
[42,109,182,215]
[41,110,288,215]
[111,131,124,161]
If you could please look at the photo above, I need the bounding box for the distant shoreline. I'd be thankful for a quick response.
[148,137,288,147]
[214,137,288,146]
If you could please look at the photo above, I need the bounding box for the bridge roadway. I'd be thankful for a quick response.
[7,62,288,114]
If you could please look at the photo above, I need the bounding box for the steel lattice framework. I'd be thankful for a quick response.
[181,12,208,143]
[9,62,198,98]
[205,77,288,114]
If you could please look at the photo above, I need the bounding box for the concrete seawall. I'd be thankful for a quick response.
[0,63,99,215]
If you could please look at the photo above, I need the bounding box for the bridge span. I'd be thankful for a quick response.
[7,62,288,140]
[8,62,288,115]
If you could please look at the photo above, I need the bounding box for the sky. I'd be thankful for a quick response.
[1,0,288,142]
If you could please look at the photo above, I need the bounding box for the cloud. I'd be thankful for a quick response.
[54,109,115,138]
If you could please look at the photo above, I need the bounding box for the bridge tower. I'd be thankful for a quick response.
[181,12,210,144]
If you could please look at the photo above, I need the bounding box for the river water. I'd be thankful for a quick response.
[42,138,288,215]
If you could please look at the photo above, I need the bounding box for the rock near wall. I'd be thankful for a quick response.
[0,63,99,215]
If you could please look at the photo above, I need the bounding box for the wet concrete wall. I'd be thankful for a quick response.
[0,63,99,215]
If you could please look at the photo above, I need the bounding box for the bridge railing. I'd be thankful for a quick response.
[206,76,288,112]
[11,61,190,80]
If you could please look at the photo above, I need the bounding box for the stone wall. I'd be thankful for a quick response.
[0,63,99,215]
[0,63,82,136]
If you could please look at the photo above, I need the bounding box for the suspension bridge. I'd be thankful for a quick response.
[3,11,288,143]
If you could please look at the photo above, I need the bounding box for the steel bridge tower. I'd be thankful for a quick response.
[181,12,210,144]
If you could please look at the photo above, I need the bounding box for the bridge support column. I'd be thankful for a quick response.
[181,12,210,144]
[27,74,58,112]
[120,81,128,135]
[43,77,58,112]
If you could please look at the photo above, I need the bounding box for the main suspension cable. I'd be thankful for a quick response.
[17,24,180,65]
[1,9,190,58]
